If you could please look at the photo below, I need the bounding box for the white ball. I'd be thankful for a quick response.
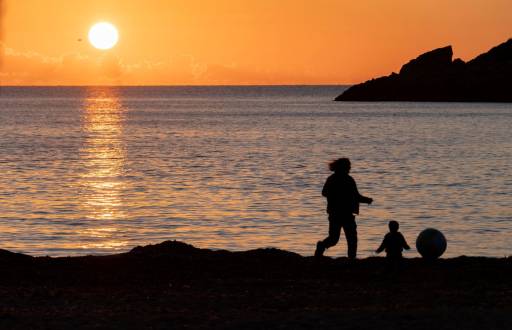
[416,228,447,259]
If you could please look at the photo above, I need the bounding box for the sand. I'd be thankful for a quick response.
[0,241,510,329]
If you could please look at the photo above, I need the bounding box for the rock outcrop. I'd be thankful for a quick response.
[335,39,512,102]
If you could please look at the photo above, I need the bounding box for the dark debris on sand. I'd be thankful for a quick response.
[0,240,510,329]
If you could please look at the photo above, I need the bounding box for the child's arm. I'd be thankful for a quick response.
[375,237,386,253]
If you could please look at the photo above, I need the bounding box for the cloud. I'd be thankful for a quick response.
[195,62,337,85]
[0,46,208,85]
[1,47,126,85]
[0,45,333,85]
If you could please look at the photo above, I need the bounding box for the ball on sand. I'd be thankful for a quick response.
[416,228,447,259]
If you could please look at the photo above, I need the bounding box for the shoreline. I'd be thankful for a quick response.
[3,239,509,259]
[2,244,509,260]
[1,240,510,329]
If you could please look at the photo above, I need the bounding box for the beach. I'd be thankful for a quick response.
[0,240,510,329]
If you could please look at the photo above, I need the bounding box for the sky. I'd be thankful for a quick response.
[0,0,511,86]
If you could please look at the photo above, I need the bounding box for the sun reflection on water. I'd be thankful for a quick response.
[79,87,127,250]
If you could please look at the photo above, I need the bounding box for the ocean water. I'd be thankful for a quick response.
[0,86,510,257]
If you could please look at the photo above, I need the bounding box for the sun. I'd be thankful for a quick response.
[88,22,119,50]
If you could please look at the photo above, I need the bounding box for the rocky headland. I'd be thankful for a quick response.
[336,39,512,102]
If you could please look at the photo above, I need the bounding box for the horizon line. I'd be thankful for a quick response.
[0,84,351,88]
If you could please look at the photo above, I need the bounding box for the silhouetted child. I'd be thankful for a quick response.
[375,221,410,259]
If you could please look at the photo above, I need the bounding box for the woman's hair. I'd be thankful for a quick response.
[329,158,351,172]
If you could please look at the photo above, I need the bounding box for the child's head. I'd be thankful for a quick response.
[388,220,399,232]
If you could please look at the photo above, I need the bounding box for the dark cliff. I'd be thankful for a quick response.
[335,39,512,102]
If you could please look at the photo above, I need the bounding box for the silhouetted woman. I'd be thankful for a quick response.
[315,158,373,259]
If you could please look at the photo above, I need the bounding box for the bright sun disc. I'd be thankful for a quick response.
[88,22,119,50]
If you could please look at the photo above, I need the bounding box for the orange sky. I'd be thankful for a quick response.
[0,0,511,85]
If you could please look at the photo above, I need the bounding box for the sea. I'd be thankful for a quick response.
[0,86,510,257]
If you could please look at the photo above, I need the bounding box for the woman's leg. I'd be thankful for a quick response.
[323,220,342,248]
[342,216,358,259]
[315,216,342,257]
